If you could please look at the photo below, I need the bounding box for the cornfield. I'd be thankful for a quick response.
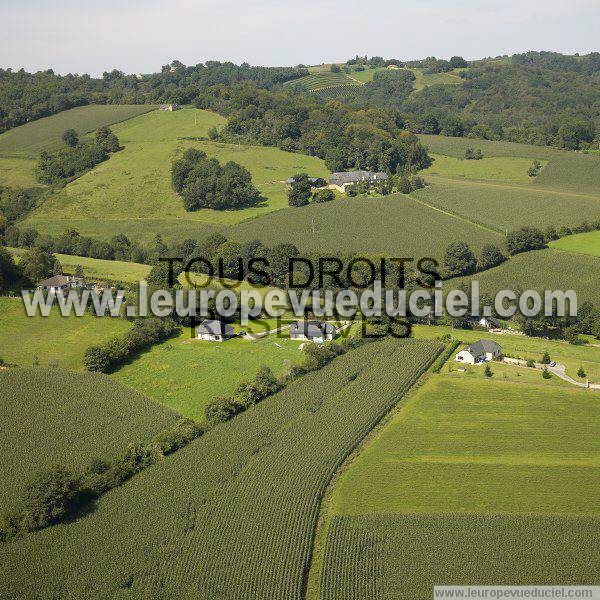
[320,513,600,599]
[0,338,442,598]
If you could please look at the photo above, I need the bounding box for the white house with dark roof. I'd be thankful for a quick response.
[290,321,336,343]
[37,275,83,295]
[327,171,389,192]
[197,319,235,342]
[455,340,502,365]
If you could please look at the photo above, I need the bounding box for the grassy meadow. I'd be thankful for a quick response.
[0,296,131,370]
[409,67,464,90]
[0,156,40,187]
[0,367,178,512]
[112,328,306,420]
[286,72,361,90]
[0,104,154,157]
[550,230,600,257]
[24,108,329,242]
[422,153,542,182]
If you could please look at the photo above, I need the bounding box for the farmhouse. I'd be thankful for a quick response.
[37,275,83,294]
[455,339,502,365]
[470,316,502,330]
[328,171,389,192]
[290,321,336,342]
[197,319,235,342]
[159,103,181,111]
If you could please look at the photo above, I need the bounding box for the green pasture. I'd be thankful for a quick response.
[550,230,600,257]
[0,157,40,187]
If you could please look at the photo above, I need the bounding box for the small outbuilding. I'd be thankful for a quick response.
[290,321,336,343]
[455,339,502,365]
[327,171,389,192]
[197,319,234,342]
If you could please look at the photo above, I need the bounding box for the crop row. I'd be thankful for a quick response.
[0,338,442,598]
[320,513,600,599]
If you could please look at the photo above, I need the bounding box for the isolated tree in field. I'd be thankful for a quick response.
[62,129,79,147]
[528,159,542,177]
[19,247,55,283]
[542,367,552,379]
[287,174,312,207]
[74,265,84,279]
[465,147,483,160]
[541,351,551,364]
[478,245,505,271]
[484,364,493,377]
[577,366,587,378]
[330,64,341,73]
[443,241,477,277]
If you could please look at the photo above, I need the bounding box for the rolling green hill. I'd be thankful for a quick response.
[23,108,329,243]
[0,367,179,512]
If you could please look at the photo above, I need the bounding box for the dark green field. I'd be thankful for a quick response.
[0,368,179,512]
[228,194,502,257]
[0,338,441,599]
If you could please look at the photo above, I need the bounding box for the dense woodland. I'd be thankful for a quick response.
[3,52,599,148]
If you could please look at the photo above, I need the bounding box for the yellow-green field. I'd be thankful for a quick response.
[550,230,600,258]
[333,375,600,515]
[24,107,329,242]
[422,153,543,182]
[0,157,40,187]
[0,296,131,370]
[409,67,464,90]
[112,328,305,420]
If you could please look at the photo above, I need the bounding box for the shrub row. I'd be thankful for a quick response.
[0,418,203,542]
[431,339,462,373]
[83,317,178,373]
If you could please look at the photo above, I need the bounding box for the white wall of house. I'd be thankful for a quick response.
[198,332,223,342]
[455,350,476,364]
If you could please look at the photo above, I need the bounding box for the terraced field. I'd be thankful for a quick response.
[227,193,502,257]
[286,72,362,91]
[24,108,329,242]
[314,373,600,598]
[0,338,442,599]
[0,367,178,512]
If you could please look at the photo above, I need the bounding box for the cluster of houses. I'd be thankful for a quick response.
[37,275,113,296]
[197,319,337,343]
[286,171,390,194]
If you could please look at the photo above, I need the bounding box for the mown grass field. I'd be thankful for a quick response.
[0,338,442,599]
[24,108,329,242]
[0,296,131,370]
[550,230,600,257]
[422,153,542,182]
[418,134,564,160]
[228,193,502,257]
[314,371,600,597]
[0,104,154,157]
[452,248,600,308]
[413,178,600,232]
[409,67,464,90]
[0,367,178,512]
[112,328,306,421]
